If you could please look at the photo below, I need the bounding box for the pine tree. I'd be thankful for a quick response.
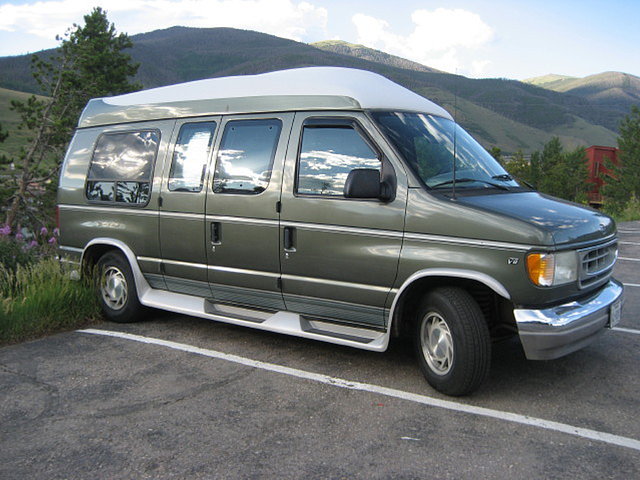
[3,7,140,230]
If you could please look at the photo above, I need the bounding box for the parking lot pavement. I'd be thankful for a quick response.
[1,223,639,479]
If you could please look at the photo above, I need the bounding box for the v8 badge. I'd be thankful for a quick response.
[508,257,519,265]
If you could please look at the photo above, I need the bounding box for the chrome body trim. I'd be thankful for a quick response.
[514,279,624,360]
[404,233,533,251]
[137,256,162,264]
[210,265,280,278]
[205,215,278,227]
[281,273,390,293]
[161,258,208,270]
[159,211,203,220]
[58,204,158,216]
[282,221,404,239]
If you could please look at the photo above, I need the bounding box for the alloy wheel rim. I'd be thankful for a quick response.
[420,312,454,375]
[101,266,128,311]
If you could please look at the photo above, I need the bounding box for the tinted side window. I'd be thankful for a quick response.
[169,122,216,192]
[213,119,282,194]
[297,125,380,197]
[86,130,159,205]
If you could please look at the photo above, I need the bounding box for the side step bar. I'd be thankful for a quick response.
[139,287,389,352]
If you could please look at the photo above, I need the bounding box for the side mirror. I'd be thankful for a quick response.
[344,168,393,201]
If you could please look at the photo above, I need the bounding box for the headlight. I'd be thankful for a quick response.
[526,251,578,286]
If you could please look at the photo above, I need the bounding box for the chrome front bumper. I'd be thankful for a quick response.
[514,279,624,360]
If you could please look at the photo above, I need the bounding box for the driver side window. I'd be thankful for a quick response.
[297,124,380,197]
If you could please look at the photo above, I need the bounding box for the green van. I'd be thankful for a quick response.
[58,67,623,395]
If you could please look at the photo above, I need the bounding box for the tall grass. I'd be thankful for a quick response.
[0,257,100,345]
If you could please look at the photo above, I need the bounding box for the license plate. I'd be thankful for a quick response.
[608,300,622,328]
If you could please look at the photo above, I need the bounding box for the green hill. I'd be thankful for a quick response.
[524,71,640,116]
[0,27,625,153]
[312,40,442,74]
[0,87,48,160]
[523,74,577,89]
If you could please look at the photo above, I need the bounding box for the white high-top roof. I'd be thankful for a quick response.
[79,67,452,127]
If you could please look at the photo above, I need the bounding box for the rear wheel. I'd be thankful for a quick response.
[97,251,145,323]
[414,287,490,396]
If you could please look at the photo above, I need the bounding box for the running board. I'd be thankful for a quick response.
[139,287,389,352]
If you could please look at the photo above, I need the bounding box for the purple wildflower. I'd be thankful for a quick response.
[26,240,38,249]
[15,233,24,240]
[48,237,57,244]
[53,227,60,236]
[0,224,10,236]
[40,226,48,236]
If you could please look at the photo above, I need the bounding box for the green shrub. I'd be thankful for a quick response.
[612,196,640,222]
[0,257,100,345]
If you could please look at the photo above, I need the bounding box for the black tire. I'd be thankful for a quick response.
[96,251,146,323]
[414,287,490,396]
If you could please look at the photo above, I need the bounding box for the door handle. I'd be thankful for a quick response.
[211,222,222,245]
[283,226,296,252]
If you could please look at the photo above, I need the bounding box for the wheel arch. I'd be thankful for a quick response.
[388,269,512,339]
[81,238,151,299]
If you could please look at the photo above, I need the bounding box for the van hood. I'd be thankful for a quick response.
[456,191,615,246]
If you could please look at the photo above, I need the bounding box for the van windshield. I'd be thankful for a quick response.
[371,111,521,191]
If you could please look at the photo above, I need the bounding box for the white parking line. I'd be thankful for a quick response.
[613,327,640,335]
[619,241,640,246]
[618,230,640,233]
[618,257,640,262]
[623,283,640,287]
[78,328,640,453]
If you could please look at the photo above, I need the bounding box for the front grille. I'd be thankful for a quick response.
[578,240,617,289]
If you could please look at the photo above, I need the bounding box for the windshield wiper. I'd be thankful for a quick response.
[431,178,510,191]
[492,173,536,190]
[491,174,513,181]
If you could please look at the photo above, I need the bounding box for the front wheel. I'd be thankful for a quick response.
[414,287,490,396]
[96,251,146,323]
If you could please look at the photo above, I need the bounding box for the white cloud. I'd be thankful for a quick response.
[352,8,493,75]
[471,59,491,76]
[0,0,328,44]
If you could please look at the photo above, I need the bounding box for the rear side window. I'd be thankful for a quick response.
[213,119,282,194]
[297,125,380,197]
[86,130,160,205]
[169,122,216,192]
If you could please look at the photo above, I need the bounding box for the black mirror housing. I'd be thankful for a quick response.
[344,169,381,199]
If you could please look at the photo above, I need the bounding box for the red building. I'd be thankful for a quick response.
[585,145,619,206]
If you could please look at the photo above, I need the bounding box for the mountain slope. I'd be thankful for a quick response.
[0,27,622,152]
[0,87,47,160]
[312,40,442,74]
[523,74,576,89]
[524,71,640,115]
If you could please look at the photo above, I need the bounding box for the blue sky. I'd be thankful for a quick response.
[0,0,638,80]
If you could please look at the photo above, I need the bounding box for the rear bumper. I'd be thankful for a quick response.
[514,279,623,360]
